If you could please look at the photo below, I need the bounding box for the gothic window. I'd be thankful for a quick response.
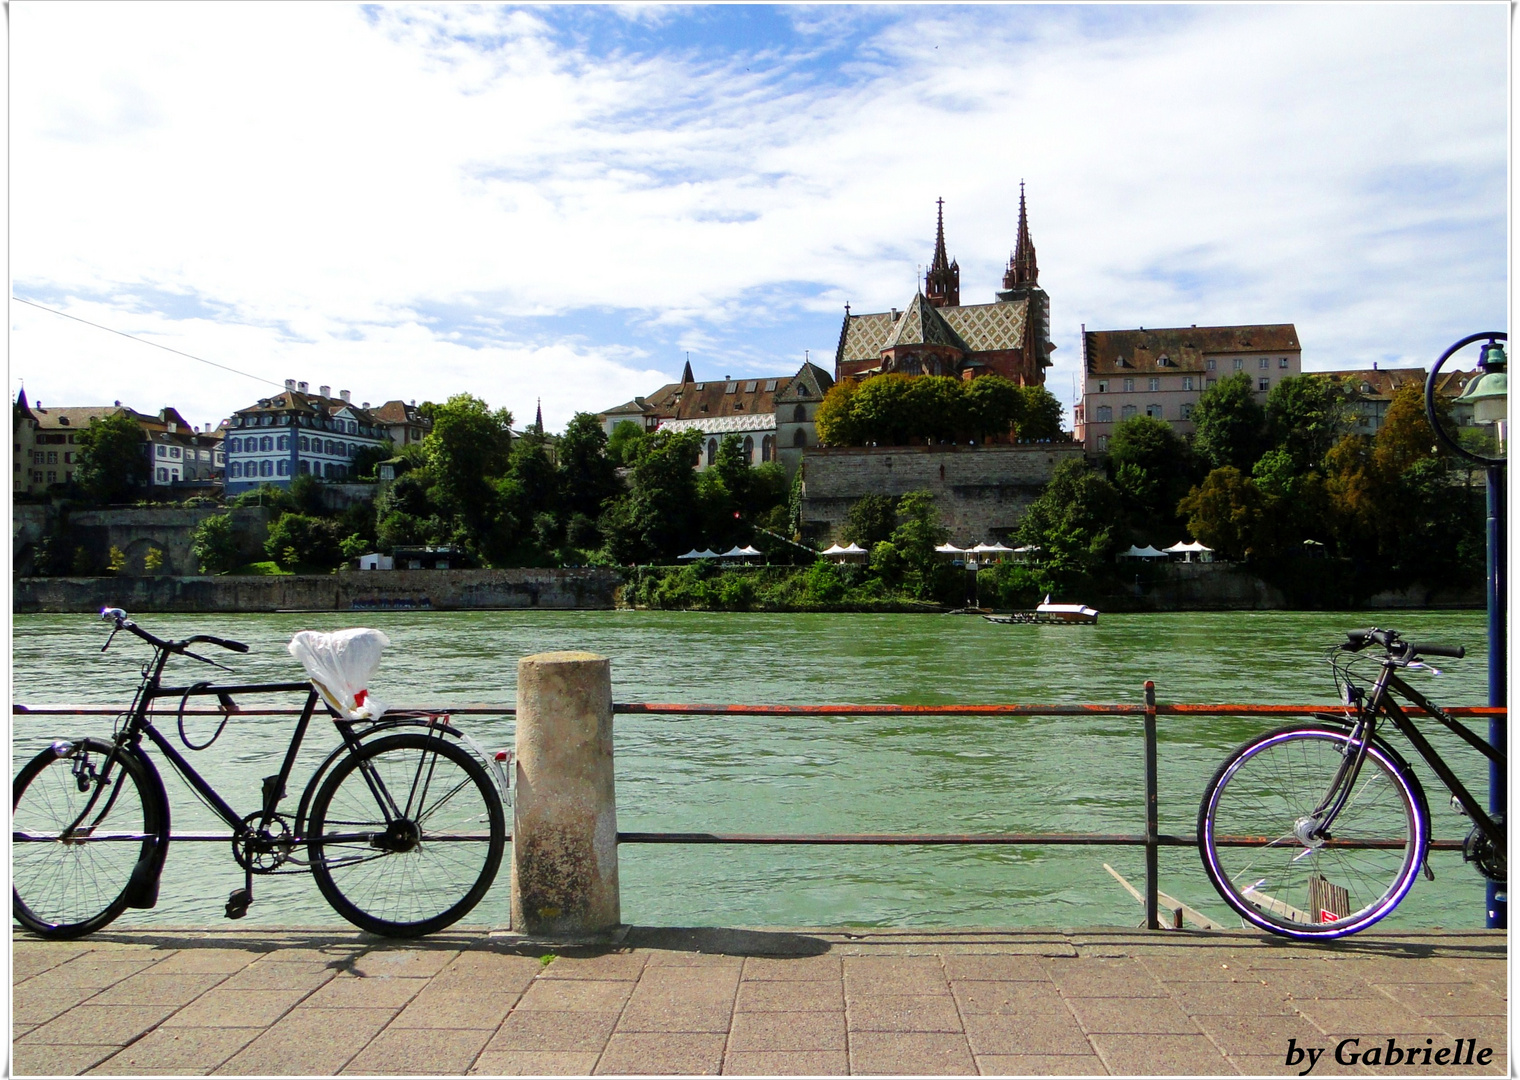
[762,435,774,461]
[793,404,805,423]
[743,436,754,462]
[1148,377,1160,392]
[1121,405,1137,420]
[707,439,717,466]
[793,429,806,447]
[1096,406,1112,422]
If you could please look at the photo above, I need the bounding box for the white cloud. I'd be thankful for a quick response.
[11,4,1506,427]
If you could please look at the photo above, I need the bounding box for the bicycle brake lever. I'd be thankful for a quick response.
[101,626,120,653]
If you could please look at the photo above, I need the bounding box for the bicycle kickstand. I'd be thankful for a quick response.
[226,868,252,920]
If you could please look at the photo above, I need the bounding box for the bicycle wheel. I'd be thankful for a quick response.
[1198,724,1425,939]
[307,732,504,937]
[14,738,164,939]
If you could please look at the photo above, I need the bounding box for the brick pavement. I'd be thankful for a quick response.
[11,926,1506,1076]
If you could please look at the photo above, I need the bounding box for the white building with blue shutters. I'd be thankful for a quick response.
[223,380,392,494]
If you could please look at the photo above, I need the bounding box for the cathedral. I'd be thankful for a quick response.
[833,187,1054,386]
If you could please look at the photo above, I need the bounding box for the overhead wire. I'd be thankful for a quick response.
[11,295,286,389]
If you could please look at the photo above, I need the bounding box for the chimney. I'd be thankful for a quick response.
[168,421,177,433]
[361,401,370,409]
[340,390,351,403]
[297,381,309,393]
[319,385,331,398]
[285,379,296,391]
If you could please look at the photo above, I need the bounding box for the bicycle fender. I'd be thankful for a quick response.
[122,746,171,910]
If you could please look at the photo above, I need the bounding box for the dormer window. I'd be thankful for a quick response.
[694,383,704,390]
[734,401,743,410]
[58,417,69,426]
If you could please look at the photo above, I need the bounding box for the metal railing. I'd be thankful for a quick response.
[15,690,1507,931]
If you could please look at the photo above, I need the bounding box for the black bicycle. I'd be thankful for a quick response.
[13,609,507,940]
[1198,627,1505,939]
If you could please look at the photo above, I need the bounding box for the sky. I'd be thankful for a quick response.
[10,3,1509,435]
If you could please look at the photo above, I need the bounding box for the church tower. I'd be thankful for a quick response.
[996,182,1053,375]
[923,198,960,308]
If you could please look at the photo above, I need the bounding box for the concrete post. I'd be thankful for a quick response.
[511,651,620,937]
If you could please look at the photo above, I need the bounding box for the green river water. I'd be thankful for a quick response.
[11,609,1496,932]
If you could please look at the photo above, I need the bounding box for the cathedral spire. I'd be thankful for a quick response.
[1004,180,1039,289]
[681,355,694,383]
[924,197,960,308]
[534,398,543,434]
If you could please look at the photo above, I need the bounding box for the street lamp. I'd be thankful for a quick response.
[1425,332,1506,930]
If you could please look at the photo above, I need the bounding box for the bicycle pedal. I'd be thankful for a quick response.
[225,888,250,919]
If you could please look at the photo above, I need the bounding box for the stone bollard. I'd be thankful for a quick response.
[511,651,621,937]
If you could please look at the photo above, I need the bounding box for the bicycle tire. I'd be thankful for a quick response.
[307,732,504,937]
[13,738,165,939]
[1198,724,1426,939]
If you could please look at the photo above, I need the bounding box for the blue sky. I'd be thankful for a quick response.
[11,3,1508,433]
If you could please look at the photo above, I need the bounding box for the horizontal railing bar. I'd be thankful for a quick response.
[14,703,1507,718]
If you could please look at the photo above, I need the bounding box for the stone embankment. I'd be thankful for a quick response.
[13,568,621,613]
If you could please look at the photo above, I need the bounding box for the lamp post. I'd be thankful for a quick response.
[1425,331,1506,930]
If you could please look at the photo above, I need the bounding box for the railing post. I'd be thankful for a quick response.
[511,651,621,938]
[1143,680,1159,930]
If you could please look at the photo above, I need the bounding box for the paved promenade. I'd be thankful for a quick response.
[12,926,1506,1076]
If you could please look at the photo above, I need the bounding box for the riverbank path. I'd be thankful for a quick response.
[13,926,1505,1076]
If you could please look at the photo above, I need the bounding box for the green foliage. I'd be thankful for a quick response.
[558,413,620,520]
[976,561,1049,608]
[74,412,149,503]
[888,490,948,598]
[350,440,394,480]
[844,494,898,548]
[1190,371,1266,470]
[231,483,296,512]
[606,421,645,467]
[599,429,703,563]
[816,374,1061,446]
[264,513,343,570]
[1266,374,1353,473]
[423,393,514,519]
[106,546,127,574]
[1017,458,1120,591]
[1105,414,1197,547]
[803,559,846,604]
[190,512,241,575]
[142,548,164,573]
[1177,466,1271,561]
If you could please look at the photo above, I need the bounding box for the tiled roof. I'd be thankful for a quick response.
[1084,324,1300,375]
[839,299,1028,363]
[29,405,144,430]
[658,414,776,435]
[778,362,834,400]
[1319,367,1476,402]
[942,301,1028,352]
[883,293,968,351]
[234,390,379,424]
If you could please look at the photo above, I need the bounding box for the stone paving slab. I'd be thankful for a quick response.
[9,926,1507,1076]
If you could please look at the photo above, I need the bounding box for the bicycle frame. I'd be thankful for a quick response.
[1316,659,1505,856]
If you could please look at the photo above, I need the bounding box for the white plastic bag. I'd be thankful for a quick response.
[287,629,392,721]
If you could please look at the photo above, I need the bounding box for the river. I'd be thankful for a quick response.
[11,609,1494,932]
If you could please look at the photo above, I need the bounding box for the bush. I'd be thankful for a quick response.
[190,512,241,575]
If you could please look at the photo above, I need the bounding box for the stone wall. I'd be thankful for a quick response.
[800,443,1085,543]
[13,505,271,577]
[13,567,621,613]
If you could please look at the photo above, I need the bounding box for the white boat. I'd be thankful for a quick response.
[983,595,1099,625]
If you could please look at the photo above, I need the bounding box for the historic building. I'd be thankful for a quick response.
[834,190,1054,386]
[597,359,833,476]
[1075,324,1302,453]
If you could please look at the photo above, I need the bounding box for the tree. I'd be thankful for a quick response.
[851,374,916,445]
[422,394,513,519]
[900,376,967,443]
[814,380,863,446]
[1106,414,1190,537]
[600,428,703,562]
[1017,458,1120,590]
[557,413,620,519]
[964,375,1024,442]
[74,412,149,503]
[264,513,343,570]
[1177,466,1272,561]
[142,547,164,573]
[1266,374,1353,474]
[844,494,898,549]
[1016,386,1065,441]
[888,489,949,597]
[1190,372,1266,471]
[350,440,395,480]
[606,421,645,467]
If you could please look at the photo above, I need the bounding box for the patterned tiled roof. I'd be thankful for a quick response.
[838,299,1028,363]
[883,293,968,351]
[658,414,776,435]
[942,302,1028,352]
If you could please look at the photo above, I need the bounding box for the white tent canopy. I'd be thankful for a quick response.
[934,543,966,554]
[1164,541,1212,553]
[1121,544,1168,559]
[820,543,849,556]
[839,542,867,555]
[677,549,706,560]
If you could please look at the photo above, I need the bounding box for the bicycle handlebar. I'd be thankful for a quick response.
[1342,627,1463,661]
[99,608,249,655]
